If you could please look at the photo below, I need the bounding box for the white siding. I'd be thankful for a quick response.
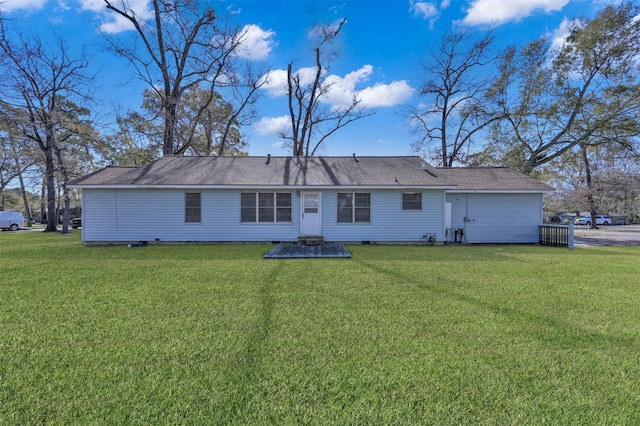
[322,190,444,242]
[81,188,445,243]
[445,193,543,243]
[82,189,118,241]
[81,189,300,242]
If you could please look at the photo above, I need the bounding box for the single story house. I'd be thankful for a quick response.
[68,155,554,244]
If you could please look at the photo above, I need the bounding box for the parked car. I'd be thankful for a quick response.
[0,211,27,231]
[70,217,82,229]
[574,215,611,226]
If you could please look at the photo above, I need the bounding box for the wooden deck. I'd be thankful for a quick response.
[263,243,352,259]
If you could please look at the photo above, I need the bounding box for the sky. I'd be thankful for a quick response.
[0,0,613,158]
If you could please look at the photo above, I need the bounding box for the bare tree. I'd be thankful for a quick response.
[128,85,249,157]
[217,64,267,156]
[409,29,506,167]
[281,18,373,157]
[0,27,94,233]
[103,0,261,156]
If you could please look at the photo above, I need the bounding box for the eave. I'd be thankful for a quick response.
[444,189,555,194]
[68,184,458,190]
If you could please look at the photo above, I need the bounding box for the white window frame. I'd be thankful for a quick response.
[337,192,370,223]
[241,192,292,223]
[185,192,202,223]
[402,192,422,210]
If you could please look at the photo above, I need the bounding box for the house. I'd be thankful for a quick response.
[68,155,553,244]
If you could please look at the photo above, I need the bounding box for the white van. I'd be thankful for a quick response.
[0,211,27,231]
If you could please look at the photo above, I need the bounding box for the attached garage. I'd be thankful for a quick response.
[439,167,553,244]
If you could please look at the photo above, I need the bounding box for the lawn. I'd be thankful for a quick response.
[1,232,639,424]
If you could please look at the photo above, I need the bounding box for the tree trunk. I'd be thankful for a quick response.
[581,144,598,229]
[441,99,449,167]
[43,148,57,232]
[11,145,33,221]
[40,176,46,225]
[163,103,176,155]
[18,172,32,222]
[54,145,70,234]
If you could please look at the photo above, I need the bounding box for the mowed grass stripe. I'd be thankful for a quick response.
[1,232,639,424]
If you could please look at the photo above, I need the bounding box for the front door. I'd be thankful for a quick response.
[300,192,322,236]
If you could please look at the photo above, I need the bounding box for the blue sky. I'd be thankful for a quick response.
[1,0,612,157]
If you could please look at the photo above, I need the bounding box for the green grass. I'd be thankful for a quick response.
[1,232,639,424]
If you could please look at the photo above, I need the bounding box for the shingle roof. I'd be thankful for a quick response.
[435,167,554,191]
[70,165,138,184]
[69,156,451,188]
[68,156,554,192]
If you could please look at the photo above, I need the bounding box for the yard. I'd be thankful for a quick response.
[1,232,639,424]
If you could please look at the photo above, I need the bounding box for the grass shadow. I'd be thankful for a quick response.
[353,258,638,351]
[213,261,283,422]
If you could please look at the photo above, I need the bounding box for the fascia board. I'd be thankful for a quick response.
[69,184,457,190]
[445,189,554,194]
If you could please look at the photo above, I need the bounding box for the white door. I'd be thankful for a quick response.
[300,192,322,236]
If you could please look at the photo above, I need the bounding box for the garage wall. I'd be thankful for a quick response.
[445,193,544,243]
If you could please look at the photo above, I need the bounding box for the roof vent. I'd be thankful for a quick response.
[420,161,428,170]
[352,153,359,162]
[266,154,271,165]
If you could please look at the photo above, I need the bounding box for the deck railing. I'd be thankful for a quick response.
[539,223,574,249]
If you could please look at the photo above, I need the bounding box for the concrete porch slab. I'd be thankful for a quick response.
[263,242,352,259]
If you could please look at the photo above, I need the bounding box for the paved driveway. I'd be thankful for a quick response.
[573,225,640,247]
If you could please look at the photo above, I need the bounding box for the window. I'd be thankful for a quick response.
[241,192,291,223]
[240,193,256,222]
[276,193,293,222]
[402,192,422,210]
[185,192,201,223]
[337,193,370,223]
[258,193,274,222]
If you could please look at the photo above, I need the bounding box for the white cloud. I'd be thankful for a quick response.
[549,17,573,53]
[227,4,242,15]
[321,65,414,110]
[0,0,48,12]
[461,0,569,26]
[77,0,104,12]
[259,67,321,97]
[258,69,288,97]
[79,0,153,33]
[260,64,414,111]
[235,24,276,61]
[323,65,374,108]
[409,0,439,19]
[254,115,290,136]
[358,80,415,108]
[307,18,348,40]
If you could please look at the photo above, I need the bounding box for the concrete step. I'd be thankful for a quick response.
[298,235,324,245]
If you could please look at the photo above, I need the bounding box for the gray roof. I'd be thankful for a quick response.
[435,167,554,191]
[70,156,449,188]
[69,156,553,192]
[71,165,138,184]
